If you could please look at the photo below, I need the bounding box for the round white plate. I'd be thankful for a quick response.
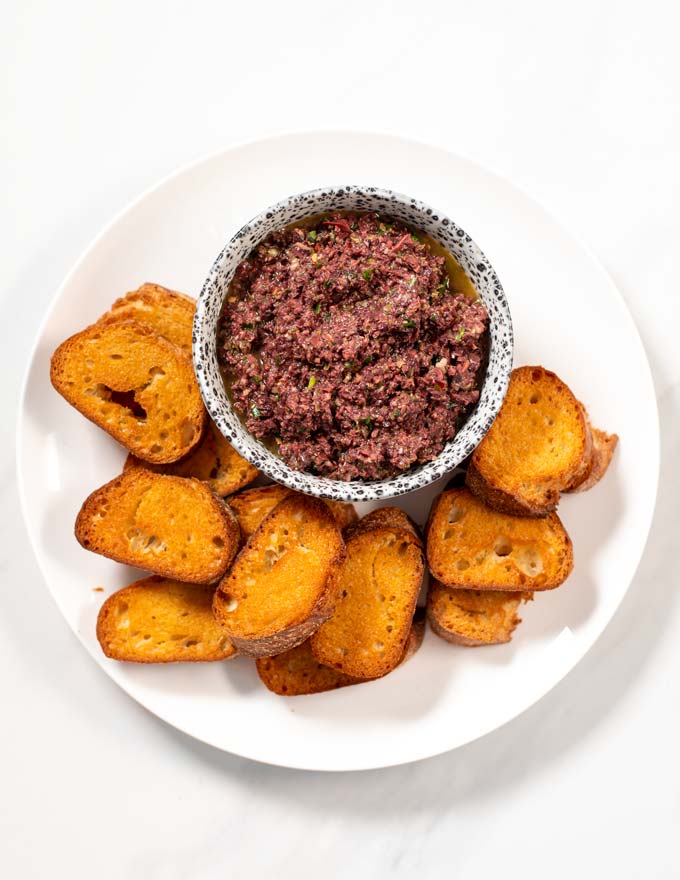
[17,132,659,771]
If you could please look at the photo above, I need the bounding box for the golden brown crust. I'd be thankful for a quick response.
[97,283,195,354]
[96,576,236,663]
[228,484,357,543]
[75,468,240,584]
[467,366,591,516]
[213,495,346,657]
[426,487,573,592]
[564,427,619,493]
[344,506,422,543]
[310,516,424,679]
[256,611,426,695]
[50,319,206,464]
[427,582,532,646]
[124,420,259,497]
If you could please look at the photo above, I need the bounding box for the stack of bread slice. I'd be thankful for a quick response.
[426,366,617,646]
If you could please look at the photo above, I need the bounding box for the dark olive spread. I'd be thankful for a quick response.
[217,212,489,481]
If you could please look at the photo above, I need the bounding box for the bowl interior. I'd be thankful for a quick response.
[193,186,513,502]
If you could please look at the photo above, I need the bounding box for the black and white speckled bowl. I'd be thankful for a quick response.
[193,186,513,502]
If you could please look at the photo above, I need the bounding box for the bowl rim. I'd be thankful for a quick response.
[193,184,513,502]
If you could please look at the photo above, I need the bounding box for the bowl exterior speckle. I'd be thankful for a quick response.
[193,186,513,502]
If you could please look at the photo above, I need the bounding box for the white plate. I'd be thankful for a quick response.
[17,132,659,771]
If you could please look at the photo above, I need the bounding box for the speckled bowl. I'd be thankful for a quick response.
[193,186,513,502]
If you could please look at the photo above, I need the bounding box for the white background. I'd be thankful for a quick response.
[2,1,679,878]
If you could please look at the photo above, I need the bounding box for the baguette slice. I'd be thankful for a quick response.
[96,576,236,662]
[97,283,195,354]
[310,512,424,679]
[428,581,532,646]
[467,366,592,516]
[229,484,357,541]
[564,426,618,493]
[213,495,345,656]
[125,419,259,497]
[51,320,206,464]
[426,487,573,591]
[75,467,240,584]
[256,611,425,696]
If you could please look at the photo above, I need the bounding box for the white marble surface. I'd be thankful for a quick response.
[2,2,679,877]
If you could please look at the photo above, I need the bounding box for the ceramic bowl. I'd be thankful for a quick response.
[193,185,513,502]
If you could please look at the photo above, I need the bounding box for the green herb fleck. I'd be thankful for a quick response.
[250,405,261,419]
[408,275,416,288]
[242,322,254,330]
[324,279,331,289]
[253,375,262,383]
[362,269,373,281]
[456,327,466,342]
[359,417,373,430]
[313,302,321,315]
[307,230,317,242]
[411,234,420,242]
[323,311,331,322]
[307,375,317,390]
[403,319,416,329]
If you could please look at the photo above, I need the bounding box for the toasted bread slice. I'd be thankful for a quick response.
[125,419,259,497]
[310,514,424,679]
[75,467,240,583]
[229,485,357,541]
[97,283,195,354]
[256,611,425,695]
[213,495,345,656]
[467,366,592,516]
[564,426,618,493]
[428,581,532,646]
[51,320,206,464]
[96,576,236,662]
[426,487,573,591]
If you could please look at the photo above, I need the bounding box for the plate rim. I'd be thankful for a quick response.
[16,129,661,771]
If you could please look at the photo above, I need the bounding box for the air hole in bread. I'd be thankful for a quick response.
[110,353,123,360]
[183,639,199,648]
[223,596,238,612]
[342,589,348,598]
[105,387,147,420]
[397,542,409,556]
[180,423,196,446]
[515,547,544,577]
[456,558,470,571]
[444,528,455,540]
[212,536,225,549]
[148,366,166,379]
[116,602,129,616]
[529,392,540,404]
[448,505,464,524]
[373,641,384,652]
[494,537,512,557]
